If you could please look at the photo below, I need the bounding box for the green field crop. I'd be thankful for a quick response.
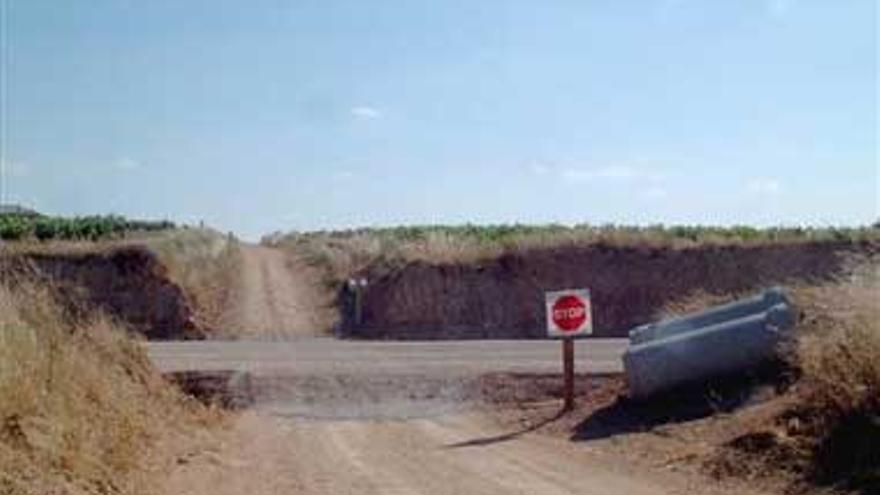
[0,214,175,241]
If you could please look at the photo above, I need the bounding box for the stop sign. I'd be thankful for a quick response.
[552,295,587,331]
[546,289,592,337]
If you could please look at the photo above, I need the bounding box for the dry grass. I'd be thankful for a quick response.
[796,287,879,419]
[651,256,879,492]
[272,224,879,287]
[0,239,123,257]
[695,261,879,493]
[0,279,217,495]
[783,265,880,492]
[296,230,503,284]
[143,229,242,330]
[0,228,243,334]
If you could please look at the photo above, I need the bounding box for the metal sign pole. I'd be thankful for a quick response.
[563,337,575,411]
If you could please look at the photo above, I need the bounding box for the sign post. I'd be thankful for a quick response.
[562,338,575,411]
[545,289,593,411]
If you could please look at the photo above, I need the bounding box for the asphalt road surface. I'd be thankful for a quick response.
[147,338,629,376]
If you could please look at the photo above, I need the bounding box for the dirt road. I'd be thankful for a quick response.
[166,411,731,495]
[221,246,332,339]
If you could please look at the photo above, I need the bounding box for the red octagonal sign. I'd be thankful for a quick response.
[546,289,592,337]
[552,295,587,331]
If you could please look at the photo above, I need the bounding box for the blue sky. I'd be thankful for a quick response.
[1,0,877,240]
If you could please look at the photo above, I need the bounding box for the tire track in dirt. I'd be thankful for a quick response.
[221,245,333,339]
[164,411,773,495]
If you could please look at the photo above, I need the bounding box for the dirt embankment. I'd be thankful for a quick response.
[344,241,874,339]
[0,241,332,341]
[0,246,200,339]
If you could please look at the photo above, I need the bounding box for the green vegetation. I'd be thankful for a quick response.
[279,223,879,247]
[0,214,175,241]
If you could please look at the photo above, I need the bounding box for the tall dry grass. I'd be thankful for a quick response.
[658,258,878,490]
[663,260,879,432]
[144,229,242,330]
[796,277,879,421]
[0,280,211,495]
[272,224,879,287]
[786,264,879,490]
[0,228,243,334]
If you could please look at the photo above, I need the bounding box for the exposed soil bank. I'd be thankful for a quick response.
[1,246,200,339]
[343,241,875,339]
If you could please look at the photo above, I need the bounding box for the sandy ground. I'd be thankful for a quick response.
[221,245,333,339]
[164,409,771,495]
[157,362,779,495]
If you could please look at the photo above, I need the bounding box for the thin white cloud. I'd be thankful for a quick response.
[747,178,782,195]
[351,106,382,120]
[767,0,796,17]
[114,157,141,171]
[561,165,665,184]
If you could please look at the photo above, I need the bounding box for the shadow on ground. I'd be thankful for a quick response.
[445,409,568,449]
[571,363,793,442]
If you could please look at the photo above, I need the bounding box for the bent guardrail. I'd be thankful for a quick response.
[629,287,788,345]
[624,288,794,399]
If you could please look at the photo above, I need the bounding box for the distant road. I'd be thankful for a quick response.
[147,338,628,376]
[219,245,334,339]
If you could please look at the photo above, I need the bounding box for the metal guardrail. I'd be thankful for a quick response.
[629,287,788,345]
[624,288,794,399]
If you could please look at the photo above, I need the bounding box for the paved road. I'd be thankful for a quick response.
[147,338,629,376]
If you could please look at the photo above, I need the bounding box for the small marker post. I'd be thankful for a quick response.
[348,278,368,326]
